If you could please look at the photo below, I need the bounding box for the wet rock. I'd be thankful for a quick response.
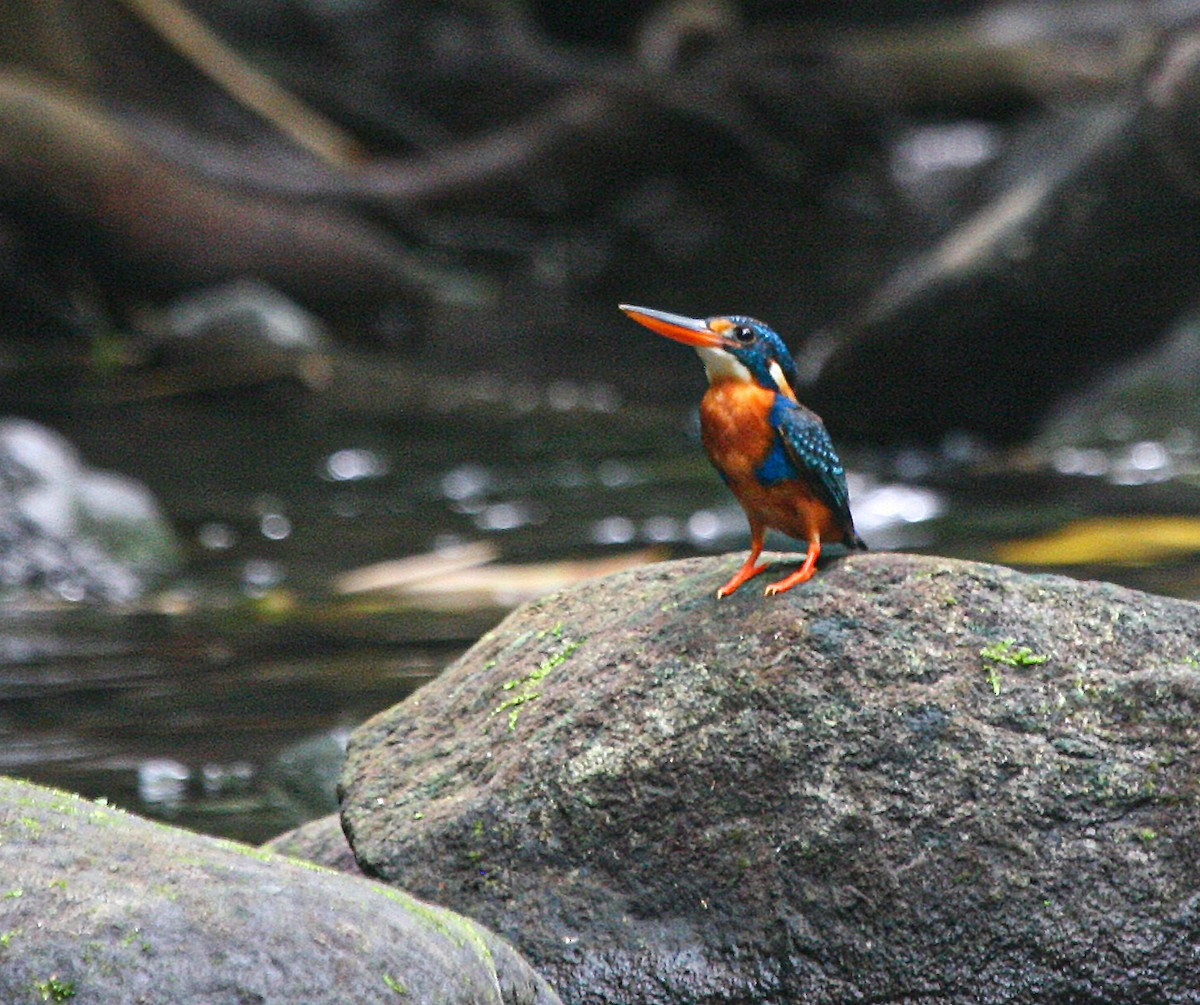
[126,279,335,393]
[164,278,328,352]
[0,418,178,602]
[340,551,1200,1004]
[265,728,350,821]
[264,810,363,877]
[0,776,560,1005]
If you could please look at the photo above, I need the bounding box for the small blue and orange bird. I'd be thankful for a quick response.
[620,304,866,598]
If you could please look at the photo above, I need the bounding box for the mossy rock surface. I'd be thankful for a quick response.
[264,810,362,876]
[0,776,560,1005]
[341,551,1200,1004]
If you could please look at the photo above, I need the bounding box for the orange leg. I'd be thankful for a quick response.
[764,531,821,596]
[716,523,769,598]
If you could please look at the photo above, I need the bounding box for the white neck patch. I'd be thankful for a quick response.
[697,346,752,385]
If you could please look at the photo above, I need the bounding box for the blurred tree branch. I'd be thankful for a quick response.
[95,0,1174,208]
[807,22,1200,443]
[2,0,1199,443]
[117,0,365,168]
[0,71,483,304]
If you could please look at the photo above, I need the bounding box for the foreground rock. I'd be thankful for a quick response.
[0,776,560,1005]
[341,552,1200,1004]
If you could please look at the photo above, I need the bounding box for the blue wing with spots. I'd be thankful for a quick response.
[767,395,856,529]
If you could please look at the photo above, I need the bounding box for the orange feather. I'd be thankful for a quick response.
[699,379,848,545]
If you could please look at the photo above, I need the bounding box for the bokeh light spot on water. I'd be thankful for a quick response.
[547,379,583,411]
[473,501,533,532]
[201,761,254,795]
[1111,440,1175,486]
[323,447,389,482]
[586,383,620,412]
[891,121,999,181]
[892,449,933,481]
[591,515,636,545]
[855,484,943,531]
[54,581,87,603]
[138,758,190,808]
[597,459,636,488]
[253,495,292,541]
[1130,441,1167,470]
[1052,447,1110,477]
[641,515,681,543]
[441,463,491,501]
[198,521,237,550]
[686,509,722,544]
[260,512,292,541]
[242,558,284,596]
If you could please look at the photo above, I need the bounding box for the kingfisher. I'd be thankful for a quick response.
[620,304,866,597]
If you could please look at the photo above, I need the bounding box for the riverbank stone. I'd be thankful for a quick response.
[265,807,363,876]
[0,418,178,603]
[0,776,560,1005]
[340,551,1200,1004]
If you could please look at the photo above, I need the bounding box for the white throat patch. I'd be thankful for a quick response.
[696,347,790,393]
[697,346,752,385]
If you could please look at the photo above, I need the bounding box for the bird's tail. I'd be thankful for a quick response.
[847,527,868,551]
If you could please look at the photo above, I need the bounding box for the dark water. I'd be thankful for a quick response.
[4,354,1200,844]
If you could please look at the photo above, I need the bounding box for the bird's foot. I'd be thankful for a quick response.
[716,560,769,598]
[763,566,816,595]
[763,539,820,595]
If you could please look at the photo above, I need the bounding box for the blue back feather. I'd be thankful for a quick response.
[769,395,854,527]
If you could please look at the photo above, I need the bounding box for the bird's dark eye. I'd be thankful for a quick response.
[733,325,755,344]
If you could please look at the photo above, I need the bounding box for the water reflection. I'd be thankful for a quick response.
[241,558,285,597]
[1052,437,1195,485]
[853,481,943,546]
[584,476,945,555]
[323,447,389,482]
[137,758,190,808]
[472,500,537,532]
[685,508,739,544]
[0,603,452,844]
[441,463,490,501]
[590,515,636,545]
[642,515,683,544]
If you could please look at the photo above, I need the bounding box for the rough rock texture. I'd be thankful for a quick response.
[0,776,560,1005]
[264,809,363,876]
[340,552,1200,1005]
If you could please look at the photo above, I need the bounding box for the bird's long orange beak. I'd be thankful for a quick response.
[619,304,730,349]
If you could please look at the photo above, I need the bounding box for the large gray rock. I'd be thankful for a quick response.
[340,552,1200,1004]
[0,776,560,1005]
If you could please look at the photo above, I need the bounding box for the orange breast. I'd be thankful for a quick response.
[699,380,846,544]
[699,381,776,482]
